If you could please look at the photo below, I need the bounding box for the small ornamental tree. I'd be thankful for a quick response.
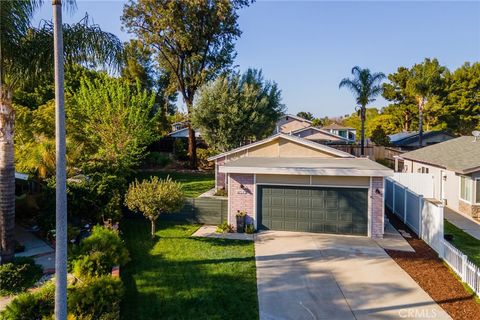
[125,176,184,238]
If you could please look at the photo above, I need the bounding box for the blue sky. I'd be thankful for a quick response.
[34,1,480,117]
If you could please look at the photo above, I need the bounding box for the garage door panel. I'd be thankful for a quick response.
[259,185,367,236]
[285,198,298,207]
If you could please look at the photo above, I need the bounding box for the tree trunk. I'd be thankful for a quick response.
[0,87,15,264]
[185,100,197,169]
[150,219,156,238]
[360,106,366,156]
[418,97,425,147]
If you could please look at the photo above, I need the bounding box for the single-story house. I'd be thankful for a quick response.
[291,126,350,144]
[398,136,480,219]
[167,127,201,139]
[321,123,356,142]
[274,114,312,134]
[389,130,455,150]
[208,133,393,238]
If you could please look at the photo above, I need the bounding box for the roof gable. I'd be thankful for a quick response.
[278,114,312,124]
[208,133,354,161]
[292,126,349,141]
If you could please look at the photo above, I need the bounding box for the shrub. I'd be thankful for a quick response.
[196,148,216,169]
[213,188,227,197]
[245,224,255,234]
[0,282,55,320]
[71,226,130,278]
[68,276,124,320]
[173,139,188,161]
[216,222,234,233]
[0,257,43,296]
[145,152,171,168]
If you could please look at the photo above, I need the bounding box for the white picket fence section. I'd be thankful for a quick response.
[443,240,480,295]
[386,176,480,296]
[391,172,435,198]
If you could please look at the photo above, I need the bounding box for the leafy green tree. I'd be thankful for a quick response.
[69,75,156,172]
[192,69,285,152]
[370,126,391,146]
[382,67,418,132]
[122,0,252,168]
[296,111,315,121]
[440,62,480,134]
[0,1,122,263]
[366,114,398,137]
[122,39,178,136]
[125,176,185,238]
[405,58,446,145]
[339,66,385,155]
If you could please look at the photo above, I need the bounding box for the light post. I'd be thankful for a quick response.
[52,1,67,319]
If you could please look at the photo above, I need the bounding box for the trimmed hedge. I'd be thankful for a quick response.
[0,257,43,296]
[0,282,54,320]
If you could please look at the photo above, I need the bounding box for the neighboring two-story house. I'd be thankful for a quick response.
[321,123,356,142]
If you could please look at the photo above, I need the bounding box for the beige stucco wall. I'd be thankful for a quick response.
[278,140,335,157]
[226,137,338,161]
[256,174,369,187]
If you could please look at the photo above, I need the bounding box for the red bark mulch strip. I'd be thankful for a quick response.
[386,211,480,320]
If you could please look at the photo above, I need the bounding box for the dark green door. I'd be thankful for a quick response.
[258,185,368,235]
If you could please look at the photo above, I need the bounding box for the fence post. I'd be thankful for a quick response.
[392,181,396,214]
[418,195,423,238]
[403,187,408,223]
[462,254,468,282]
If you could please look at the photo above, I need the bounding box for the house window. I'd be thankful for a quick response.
[476,178,480,204]
[460,176,472,203]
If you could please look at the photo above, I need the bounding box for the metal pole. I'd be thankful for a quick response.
[52,1,67,319]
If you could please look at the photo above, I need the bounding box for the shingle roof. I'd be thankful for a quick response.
[390,130,454,146]
[221,157,392,176]
[321,123,354,130]
[291,126,349,141]
[400,136,480,174]
[279,114,312,123]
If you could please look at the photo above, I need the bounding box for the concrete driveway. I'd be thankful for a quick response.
[255,231,450,320]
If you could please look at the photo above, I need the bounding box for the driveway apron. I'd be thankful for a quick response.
[255,231,450,320]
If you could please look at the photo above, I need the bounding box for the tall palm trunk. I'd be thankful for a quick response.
[360,106,366,156]
[417,97,425,147]
[0,87,15,264]
[53,2,68,319]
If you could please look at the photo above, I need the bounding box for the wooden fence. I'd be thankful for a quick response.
[328,145,404,167]
[159,197,228,225]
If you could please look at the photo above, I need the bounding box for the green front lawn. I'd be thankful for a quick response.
[120,219,258,320]
[444,220,480,267]
[134,171,215,197]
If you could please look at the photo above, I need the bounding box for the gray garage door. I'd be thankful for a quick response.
[258,185,368,235]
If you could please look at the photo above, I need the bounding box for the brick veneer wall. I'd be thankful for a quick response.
[215,156,226,189]
[371,177,384,239]
[228,174,254,228]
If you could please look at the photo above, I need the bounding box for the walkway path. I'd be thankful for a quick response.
[15,226,55,273]
[444,207,480,240]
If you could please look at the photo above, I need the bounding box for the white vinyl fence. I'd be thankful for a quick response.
[443,240,480,295]
[386,176,480,296]
[391,172,435,198]
[385,178,443,253]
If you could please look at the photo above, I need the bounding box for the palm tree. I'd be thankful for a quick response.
[406,58,446,146]
[339,66,386,155]
[0,1,122,264]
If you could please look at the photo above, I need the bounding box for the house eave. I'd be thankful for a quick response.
[219,166,393,177]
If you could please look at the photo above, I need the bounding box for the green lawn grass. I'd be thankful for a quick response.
[134,171,215,197]
[444,220,480,267]
[120,219,258,320]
